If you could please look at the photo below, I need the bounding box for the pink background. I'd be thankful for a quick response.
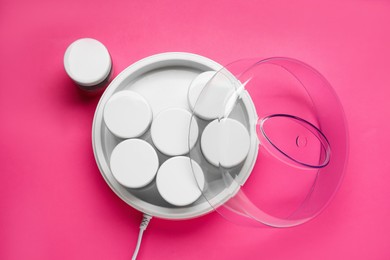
[1,0,389,259]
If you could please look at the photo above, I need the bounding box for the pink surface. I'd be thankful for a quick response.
[1,0,389,259]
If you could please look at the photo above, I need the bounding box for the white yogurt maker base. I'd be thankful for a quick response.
[92,52,258,220]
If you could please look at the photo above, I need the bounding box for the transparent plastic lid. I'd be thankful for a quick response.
[188,57,348,227]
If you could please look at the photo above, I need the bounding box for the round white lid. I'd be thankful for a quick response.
[103,91,152,139]
[188,71,235,120]
[64,38,112,87]
[201,118,250,168]
[156,156,205,207]
[110,139,159,189]
[151,108,199,156]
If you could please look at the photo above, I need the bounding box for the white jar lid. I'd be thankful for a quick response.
[156,156,205,207]
[201,118,250,168]
[151,108,199,156]
[188,71,235,120]
[64,38,112,87]
[110,139,159,189]
[103,91,152,139]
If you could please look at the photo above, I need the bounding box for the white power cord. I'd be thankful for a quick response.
[132,214,153,260]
